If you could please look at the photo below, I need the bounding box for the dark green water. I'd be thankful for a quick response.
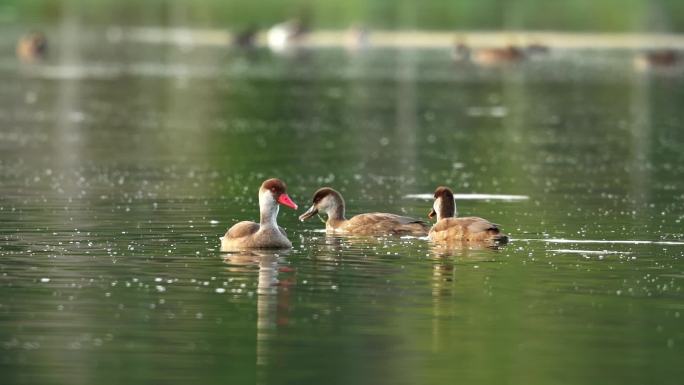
[5,0,684,32]
[1,28,683,385]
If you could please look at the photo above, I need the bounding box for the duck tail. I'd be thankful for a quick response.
[494,234,509,245]
[488,228,509,245]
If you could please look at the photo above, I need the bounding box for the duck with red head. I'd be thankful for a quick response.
[220,179,298,251]
[299,187,429,236]
[428,186,508,247]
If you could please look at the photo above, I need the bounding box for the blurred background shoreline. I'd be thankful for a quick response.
[59,28,684,49]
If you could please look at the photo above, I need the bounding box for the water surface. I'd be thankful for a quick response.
[1,28,683,385]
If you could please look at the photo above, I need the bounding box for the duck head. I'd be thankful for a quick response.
[258,179,297,225]
[299,187,345,222]
[428,186,456,221]
[260,178,297,209]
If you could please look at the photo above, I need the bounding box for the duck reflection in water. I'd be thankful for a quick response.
[428,248,457,353]
[428,245,499,352]
[222,250,295,370]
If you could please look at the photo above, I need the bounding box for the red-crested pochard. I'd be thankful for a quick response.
[220,178,298,252]
[299,187,429,236]
[428,186,508,246]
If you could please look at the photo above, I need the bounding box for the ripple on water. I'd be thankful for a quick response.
[404,193,530,201]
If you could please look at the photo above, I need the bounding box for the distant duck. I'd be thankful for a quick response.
[267,19,308,52]
[634,49,680,71]
[299,187,429,236]
[220,179,298,251]
[427,186,508,246]
[16,31,47,62]
[472,45,525,65]
[472,45,525,66]
[452,43,525,66]
[232,25,259,49]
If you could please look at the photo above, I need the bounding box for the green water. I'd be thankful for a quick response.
[1,28,683,385]
[4,0,684,32]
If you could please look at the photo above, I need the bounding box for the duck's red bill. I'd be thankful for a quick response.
[277,194,298,210]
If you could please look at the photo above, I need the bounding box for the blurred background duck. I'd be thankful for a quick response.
[473,45,525,65]
[267,18,309,52]
[16,31,47,63]
[232,24,259,49]
[452,42,525,65]
[634,49,680,71]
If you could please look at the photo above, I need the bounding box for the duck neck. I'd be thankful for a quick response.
[259,192,279,229]
[325,193,346,227]
[437,196,456,221]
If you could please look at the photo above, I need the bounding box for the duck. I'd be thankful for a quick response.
[634,49,680,71]
[220,178,298,251]
[232,24,259,49]
[16,31,47,63]
[298,187,429,236]
[266,19,308,52]
[427,186,508,246]
[472,45,525,66]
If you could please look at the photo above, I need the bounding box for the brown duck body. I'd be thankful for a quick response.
[427,186,508,247]
[428,216,507,244]
[329,212,429,236]
[473,46,524,65]
[221,221,291,250]
[634,50,680,71]
[299,187,429,236]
